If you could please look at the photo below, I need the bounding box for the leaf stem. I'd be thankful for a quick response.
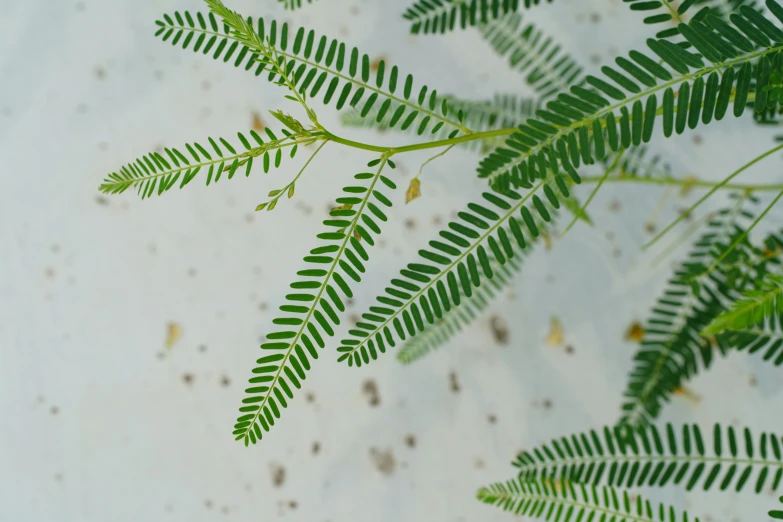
[642,142,783,250]
[561,150,624,237]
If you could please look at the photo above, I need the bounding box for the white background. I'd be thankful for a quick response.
[2,0,783,520]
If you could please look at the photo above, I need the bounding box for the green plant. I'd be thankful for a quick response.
[99,0,783,518]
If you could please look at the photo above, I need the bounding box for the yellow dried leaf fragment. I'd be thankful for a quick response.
[405,178,421,204]
[672,386,700,404]
[546,317,564,346]
[165,322,182,349]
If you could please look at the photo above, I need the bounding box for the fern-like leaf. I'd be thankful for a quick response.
[397,216,553,364]
[625,0,756,41]
[232,159,398,445]
[98,128,309,199]
[479,1,783,192]
[514,423,783,494]
[479,11,584,99]
[157,6,470,137]
[703,274,783,335]
[478,478,695,522]
[277,0,318,10]
[402,0,553,35]
[618,196,768,427]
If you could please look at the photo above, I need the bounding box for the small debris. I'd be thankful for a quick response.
[312,441,321,455]
[489,315,509,345]
[288,500,298,510]
[624,322,645,342]
[165,322,182,349]
[487,414,497,424]
[370,448,396,475]
[546,316,564,346]
[362,379,380,407]
[182,373,194,386]
[220,375,231,387]
[305,392,315,403]
[204,500,213,509]
[271,463,286,488]
[680,176,699,197]
[370,56,386,72]
[50,406,59,415]
[542,398,553,410]
[672,386,700,404]
[404,434,416,448]
[449,371,461,394]
[252,111,265,131]
[95,195,110,206]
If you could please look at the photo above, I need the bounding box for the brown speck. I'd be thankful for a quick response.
[348,313,360,325]
[404,218,416,230]
[644,222,656,234]
[474,458,485,469]
[204,500,213,509]
[624,321,645,342]
[370,448,396,475]
[449,371,461,393]
[259,302,268,312]
[362,379,380,407]
[95,195,110,206]
[692,134,703,145]
[487,414,497,424]
[50,406,59,415]
[312,441,321,455]
[305,392,315,403]
[589,12,600,22]
[489,315,509,345]
[404,434,416,448]
[608,199,621,212]
[220,375,231,387]
[44,267,56,279]
[432,215,442,225]
[542,398,553,410]
[271,463,286,488]
[370,56,386,72]
[288,500,298,510]
[565,345,575,354]
[94,66,106,79]
[182,373,194,386]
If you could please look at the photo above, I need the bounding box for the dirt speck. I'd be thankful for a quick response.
[204,500,213,509]
[624,322,645,342]
[220,375,231,387]
[565,344,575,355]
[362,379,380,407]
[94,66,106,79]
[305,392,315,403]
[50,406,59,415]
[288,500,298,510]
[474,458,485,469]
[44,267,56,279]
[370,448,396,475]
[252,111,265,131]
[95,195,110,206]
[404,434,416,448]
[449,372,461,394]
[312,441,321,455]
[270,463,286,488]
[198,344,207,353]
[542,398,553,410]
[182,373,194,386]
[489,315,509,345]
[644,222,656,234]
[487,414,497,424]
[405,218,416,230]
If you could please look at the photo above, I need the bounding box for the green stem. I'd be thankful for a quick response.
[562,150,624,237]
[643,142,783,250]
[320,127,517,155]
[580,174,783,192]
[259,140,328,211]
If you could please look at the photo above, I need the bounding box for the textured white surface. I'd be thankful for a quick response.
[2,0,783,521]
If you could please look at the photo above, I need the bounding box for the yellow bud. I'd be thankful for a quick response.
[405,178,422,204]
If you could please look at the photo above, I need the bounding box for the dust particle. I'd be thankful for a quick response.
[204,500,213,509]
[474,458,485,469]
[370,448,396,475]
[50,406,59,415]
[44,267,56,279]
[362,379,380,407]
[95,195,110,206]
[608,199,621,212]
[305,392,315,403]
[644,222,656,234]
[404,434,416,448]
[270,463,286,487]
[288,500,298,510]
[489,315,509,345]
[198,344,207,353]
[487,414,497,424]
[542,398,553,410]
[565,345,575,354]
[750,374,758,387]
[692,134,703,145]
[312,441,321,455]
[449,371,461,394]
[182,373,194,386]
[405,218,416,230]
[94,66,106,79]
[220,375,231,387]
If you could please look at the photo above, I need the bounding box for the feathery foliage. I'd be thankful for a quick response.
[478,11,584,98]
[232,158,399,445]
[402,0,554,35]
[513,422,783,494]
[623,0,754,41]
[703,274,783,334]
[480,3,783,192]
[478,478,695,522]
[277,0,318,10]
[98,127,311,199]
[155,7,470,136]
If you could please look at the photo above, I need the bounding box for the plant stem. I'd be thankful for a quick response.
[642,142,783,250]
[579,174,783,192]
[562,151,625,237]
[320,128,517,155]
